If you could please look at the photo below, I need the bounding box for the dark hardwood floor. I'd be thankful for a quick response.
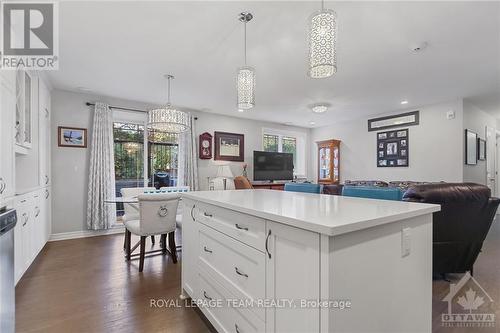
[15,232,215,333]
[16,219,500,333]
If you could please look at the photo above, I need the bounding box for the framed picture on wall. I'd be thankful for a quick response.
[58,126,87,148]
[465,129,477,165]
[376,128,409,167]
[478,138,486,161]
[214,131,244,162]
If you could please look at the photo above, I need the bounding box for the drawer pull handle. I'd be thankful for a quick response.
[203,246,212,253]
[265,229,272,259]
[203,291,212,301]
[190,204,196,221]
[203,212,213,218]
[235,224,248,231]
[235,267,248,278]
[235,324,241,333]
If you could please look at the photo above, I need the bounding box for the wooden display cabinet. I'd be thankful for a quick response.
[317,139,340,184]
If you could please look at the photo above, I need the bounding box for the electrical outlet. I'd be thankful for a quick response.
[402,227,411,257]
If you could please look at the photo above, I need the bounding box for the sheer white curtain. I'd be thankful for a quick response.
[178,115,199,191]
[87,102,116,230]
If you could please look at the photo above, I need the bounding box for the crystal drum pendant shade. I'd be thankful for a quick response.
[237,12,255,110]
[237,66,255,110]
[308,7,337,79]
[147,106,189,134]
[147,75,190,134]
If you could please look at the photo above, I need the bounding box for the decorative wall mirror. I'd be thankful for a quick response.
[465,129,477,165]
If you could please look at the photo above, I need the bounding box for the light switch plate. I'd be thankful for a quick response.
[402,227,411,257]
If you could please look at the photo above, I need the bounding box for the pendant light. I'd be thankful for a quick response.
[308,0,337,79]
[237,12,255,110]
[148,75,190,134]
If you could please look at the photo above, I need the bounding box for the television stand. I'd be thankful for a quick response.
[251,180,288,191]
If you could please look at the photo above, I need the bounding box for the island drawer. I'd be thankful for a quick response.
[194,201,266,252]
[198,271,265,333]
[198,223,266,320]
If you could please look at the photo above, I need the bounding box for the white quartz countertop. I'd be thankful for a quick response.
[183,190,441,236]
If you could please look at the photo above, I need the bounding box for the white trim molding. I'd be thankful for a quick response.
[49,225,125,242]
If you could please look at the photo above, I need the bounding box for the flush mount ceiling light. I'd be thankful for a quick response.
[401,100,409,105]
[237,12,255,110]
[311,104,329,113]
[147,75,190,134]
[308,0,337,79]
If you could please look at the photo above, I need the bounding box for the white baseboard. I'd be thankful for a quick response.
[49,226,125,242]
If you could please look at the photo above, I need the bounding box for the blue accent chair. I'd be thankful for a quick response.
[284,183,321,194]
[342,186,403,201]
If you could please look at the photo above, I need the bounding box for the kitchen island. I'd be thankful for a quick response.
[181,189,440,333]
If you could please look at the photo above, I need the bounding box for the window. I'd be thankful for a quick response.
[148,130,179,188]
[262,129,305,176]
[263,134,279,152]
[113,122,145,217]
[282,136,297,167]
[113,122,179,218]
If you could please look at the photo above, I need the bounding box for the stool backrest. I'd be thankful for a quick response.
[120,187,155,217]
[138,193,180,235]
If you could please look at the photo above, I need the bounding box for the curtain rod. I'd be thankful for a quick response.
[85,102,198,120]
[85,102,146,113]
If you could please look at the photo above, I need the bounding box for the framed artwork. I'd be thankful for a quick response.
[478,138,486,161]
[214,131,244,162]
[368,111,419,132]
[377,128,409,167]
[58,126,87,148]
[199,132,213,159]
[465,130,477,165]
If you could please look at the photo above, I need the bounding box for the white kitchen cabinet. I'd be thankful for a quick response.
[265,221,320,333]
[182,190,438,333]
[0,73,16,202]
[38,78,51,187]
[42,187,51,243]
[15,70,34,150]
[14,188,51,285]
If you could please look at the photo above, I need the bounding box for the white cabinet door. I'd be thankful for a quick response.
[265,221,321,333]
[43,187,51,242]
[181,199,198,297]
[38,78,51,187]
[0,76,16,201]
[32,191,44,255]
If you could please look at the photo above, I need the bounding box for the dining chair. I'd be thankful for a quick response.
[121,187,156,248]
[124,193,180,272]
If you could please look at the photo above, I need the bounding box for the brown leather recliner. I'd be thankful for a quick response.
[403,183,500,275]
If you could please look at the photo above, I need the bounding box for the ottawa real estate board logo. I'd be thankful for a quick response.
[1,1,58,70]
[441,272,495,328]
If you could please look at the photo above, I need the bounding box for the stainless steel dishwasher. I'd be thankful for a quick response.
[0,207,17,333]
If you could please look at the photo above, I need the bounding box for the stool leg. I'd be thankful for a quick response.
[125,230,131,261]
[168,232,177,263]
[151,235,155,245]
[161,234,167,255]
[139,236,146,272]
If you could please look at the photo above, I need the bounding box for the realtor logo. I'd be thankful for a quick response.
[1,1,58,69]
[441,272,495,328]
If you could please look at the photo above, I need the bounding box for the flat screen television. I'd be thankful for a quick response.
[253,151,294,181]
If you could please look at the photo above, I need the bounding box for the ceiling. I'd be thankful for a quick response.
[48,1,500,128]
